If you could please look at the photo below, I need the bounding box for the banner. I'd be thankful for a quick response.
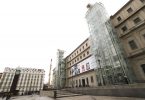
[71,56,97,76]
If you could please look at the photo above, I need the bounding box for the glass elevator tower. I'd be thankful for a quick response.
[85,3,134,86]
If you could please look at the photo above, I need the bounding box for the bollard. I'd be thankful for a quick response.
[54,90,57,98]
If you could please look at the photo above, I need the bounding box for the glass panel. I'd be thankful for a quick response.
[86,3,134,86]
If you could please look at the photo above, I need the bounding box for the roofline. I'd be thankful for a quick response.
[65,37,89,59]
[110,0,133,19]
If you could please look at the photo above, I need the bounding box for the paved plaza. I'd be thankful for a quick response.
[0,95,145,100]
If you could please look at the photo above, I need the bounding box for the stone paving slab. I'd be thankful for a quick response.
[58,96,145,100]
[1,95,145,100]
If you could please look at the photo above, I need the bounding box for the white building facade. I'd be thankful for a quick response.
[0,67,45,95]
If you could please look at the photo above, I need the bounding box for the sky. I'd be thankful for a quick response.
[0,0,128,83]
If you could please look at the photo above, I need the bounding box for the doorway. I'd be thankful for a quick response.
[82,79,85,87]
[141,64,145,73]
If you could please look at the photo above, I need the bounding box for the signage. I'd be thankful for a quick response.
[71,56,97,76]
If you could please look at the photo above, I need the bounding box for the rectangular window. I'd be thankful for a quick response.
[117,16,122,21]
[87,51,89,55]
[91,76,94,83]
[83,53,85,57]
[133,17,141,24]
[80,56,82,59]
[127,7,133,13]
[122,26,128,32]
[76,80,78,87]
[128,40,138,50]
[86,43,88,47]
[77,58,79,61]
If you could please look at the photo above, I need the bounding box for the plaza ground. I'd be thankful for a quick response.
[1,95,145,100]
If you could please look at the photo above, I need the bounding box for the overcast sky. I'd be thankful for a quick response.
[0,0,128,83]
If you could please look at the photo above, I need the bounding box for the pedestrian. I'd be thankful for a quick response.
[6,93,11,100]
[6,94,8,100]
[8,93,11,100]
[2,93,5,100]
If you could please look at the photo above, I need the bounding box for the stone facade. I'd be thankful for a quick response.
[65,38,98,88]
[110,0,145,82]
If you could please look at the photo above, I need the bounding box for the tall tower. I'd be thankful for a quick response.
[56,49,65,89]
[48,59,52,88]
[85,2,134,86]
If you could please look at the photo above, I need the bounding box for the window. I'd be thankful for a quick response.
[83,46,84,49]
[140,0,145,3]
[80,48,81,52]
[86,43,88,47]
[141,64,145,74]
[128,40,138,50]
[133,17,141,24]
[72,55,73,58]
[77,51,78,54]
[117,16,122,21]
[76,80,78,87]
[83,53,85,57]
[70,57,71,60]
[75,53,76,56]
[122,26,128,32]
[75,59,76,62]
[80,56,82,59]
[127,7,133,13]
[91,76,94,83]
[87,51,89,55]
[77,58,79,61]
[72,61,74,64]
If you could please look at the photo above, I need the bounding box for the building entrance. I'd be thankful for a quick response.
[82,79,85,87]
[141,64,145,73]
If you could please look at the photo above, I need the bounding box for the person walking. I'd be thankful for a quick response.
[2,93,5,100]
[6,93,11,100]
